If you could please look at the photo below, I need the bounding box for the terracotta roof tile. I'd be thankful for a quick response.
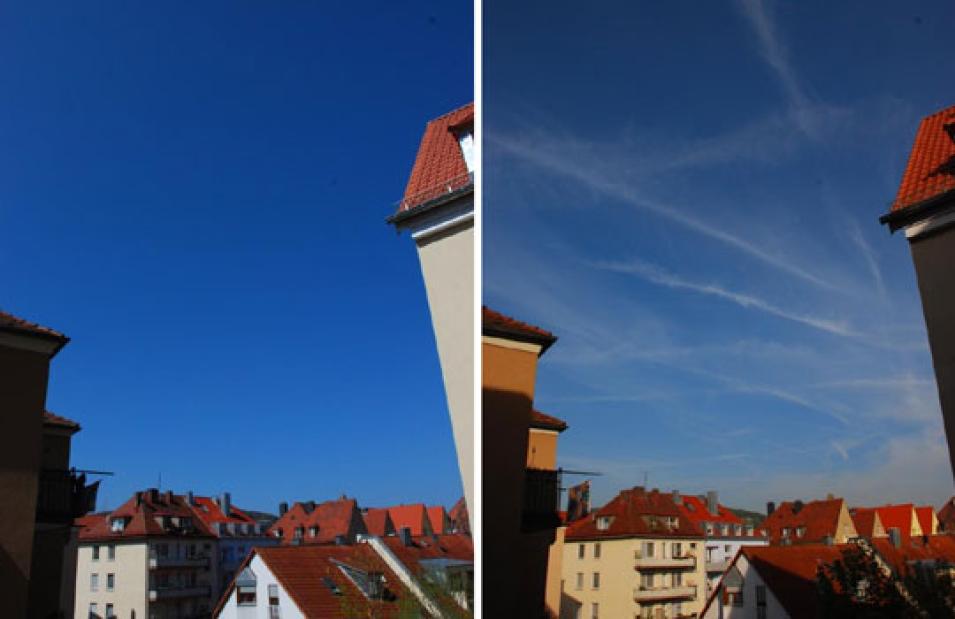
[871,534,955,575]
[891,104,955,212]
[362,508,395,537]
[482,306,557,353]
[915,506,937,535]
[741,544,848,618]
[862,504,920,543]
[268,497,367,545]
[530,409,568,432]
[849,507,885,538]
[760,498,849,544]
[397,103,473,213]
[449,497,469,535]
[426,506,450,535]
[678,496,760,537]
[387,504,433,537]
[43,410,80,432]
[79,489,216,541]
[248,545,414,617]
[566,487,704,541]
[0,310,69,347]
[938,497,955,533]
[190,496,256,528]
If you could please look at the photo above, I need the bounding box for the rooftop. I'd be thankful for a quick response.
[482,306,557,354]
[529,409,568,432]
[889,103,955,214]
[566,487,703,541]
[760,498,849,544]
[0,309,69,352]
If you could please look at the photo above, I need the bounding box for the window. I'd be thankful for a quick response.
[457,130,475,173]
[90,573,99,592]
[673,572,682,587]
[796,526,806,538]
[309,526,319,538]
[781,527,790,538]
[269,583,280,617]
[578,544,585,559]
[673,602,682,615]
[92,545,100,561]
[591,602,599,619]
[672,542,682,558]
[644,541,655,558]
[596,516,613,530]
[110,518,125,532]
[593,543,601,559]
[107,544,115,560]
[105,603,114,618]
[725,544,732,553]
[107,573,115,591]
[576,572,583,590]
[592,572,600,589]
[88,603,97,619]
[238,587,257,605]
[640,573,653,589]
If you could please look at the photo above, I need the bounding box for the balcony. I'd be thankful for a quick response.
[633,584,697,602]
[634,552,697,570]
[149,551,210,569]
[36,469,98,523]
[705,559,730,574]
[521,468,561,533]
[148,585,211,601]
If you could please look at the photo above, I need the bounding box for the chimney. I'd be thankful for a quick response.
[149,488,159,503]
[823,535,834,546]
[304,501,316,514]
[793,500,804,514]
[767,501,776,516]
[826,493,834,500]
[187,491,195,506]
[135,491,143,506]
[399,527,412,547]
[222,492,232,517]
[889,527,902,548]
[706,491,718,515]
[165,490,174,504]
[279,502,288,516]
[335,535,347,545]
[672,489,681,505]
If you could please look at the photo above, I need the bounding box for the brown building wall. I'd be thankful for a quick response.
[483,338,555,617]
[909,224,955,480]
[528,429,559,470]
[0,342,53,618]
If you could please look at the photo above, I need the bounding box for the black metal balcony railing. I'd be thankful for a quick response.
[522,468,561,532]
[36,469,99,523]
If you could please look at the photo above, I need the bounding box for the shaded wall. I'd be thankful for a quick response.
[0,343,52,617]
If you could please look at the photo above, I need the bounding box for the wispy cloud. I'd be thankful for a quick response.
[591,259,857,337]
[846,217,887,302]
[489,134,841,291]
[735,0,819,138]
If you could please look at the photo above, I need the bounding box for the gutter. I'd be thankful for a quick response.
[386,184,474,228]
[880,188,955,233]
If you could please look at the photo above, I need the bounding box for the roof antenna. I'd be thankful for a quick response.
[643,471,648,488]
[158,472,162,491]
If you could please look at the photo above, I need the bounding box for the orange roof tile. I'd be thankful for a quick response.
[849,507,883,538]
[426,506,450,535]
[449,497,469,535]
[190,496,256,528]
[482,306,557,353]
[890,104,955,214]
[396,103,473,214]
[530,409,568,432]
[43,410,80,432]
[566,487,704,541]
[915,506,937,535]
[79,489,216,541]
[868,504,918,542]
[740,544,848,618]
[0,310,69,350]
[871,534,955,575]
[268,497,367,545]
[760,498,848,544]
[387,504,432,537]
[938,497,955,533]
[362,508,395,537]
[678,495,751,531]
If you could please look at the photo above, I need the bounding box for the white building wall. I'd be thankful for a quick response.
[215,554,303,619]
[702,556,790,619]
[73,541,148,619]
[704,537,768,590]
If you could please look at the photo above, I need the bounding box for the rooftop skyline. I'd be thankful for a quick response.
[485,0,955,509]
[1,1,472,512]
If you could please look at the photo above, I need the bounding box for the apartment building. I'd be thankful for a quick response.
[483,307,565,617]
[74,489,219,619]
[880,103,955,479]
[389,103,475,517]
[186,492,279,601]
[268,497,368,545]
[676,492,768,593]
[760,497,858,545]
[562,487,707,619]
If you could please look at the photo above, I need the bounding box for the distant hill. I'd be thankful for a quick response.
[728,507,766,526]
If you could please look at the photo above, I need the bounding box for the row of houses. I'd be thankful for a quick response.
[72,490,472,618]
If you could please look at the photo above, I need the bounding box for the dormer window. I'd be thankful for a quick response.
[596,516,613,531]
[110,518,127,533]
[273,528,283,538]
[796,526,806,538]
[293,527,304,540]
[782,527,790,537]
[457,129,474,173]
[309,526,320,538]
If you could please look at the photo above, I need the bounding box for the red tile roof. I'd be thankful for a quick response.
[387,504,433,537]
[915,506,937,535]
[382,533,473,563]
[268,497,367,545]
[219,545,415,618]
[678,495,754,535]
[0,310,69,350]
[760,498,849,545]
[890,104,955,213]
[530,409,568,432]
[362,508,395,537]
[449,497,469,535]
[426,506,450,535]
[79,489,216,541]
[871,534,955,575]
[938,497,955,533]
[482,306,557,354]
[739,544,848,618]
[849,507,884,538]
[190,496,256,528]
[866,504,919,543]
[396,102,474,214]
[43,410,80,433]
[565,487,704,541]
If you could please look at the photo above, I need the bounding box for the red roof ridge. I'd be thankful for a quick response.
[530,409,568,432]
[482,306,557,353]
[43,410,81,431]
[0,310,69,343]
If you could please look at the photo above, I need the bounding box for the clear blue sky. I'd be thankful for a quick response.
[1,2,471,513]
[485,0,955,511]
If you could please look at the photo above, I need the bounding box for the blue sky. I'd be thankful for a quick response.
[0,2,471,513]
[485,0,955,511]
